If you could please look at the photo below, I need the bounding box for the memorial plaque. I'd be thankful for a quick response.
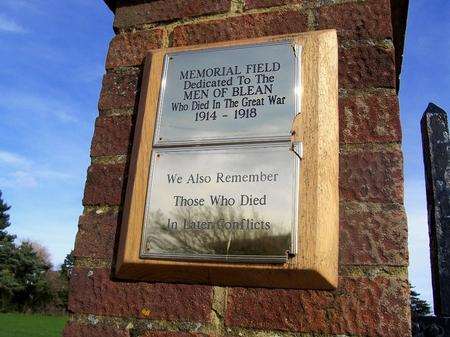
[154,41,301,146]
[117,31,339,289]
[141,142,300,263]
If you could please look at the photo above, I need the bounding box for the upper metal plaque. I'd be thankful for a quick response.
[154,41,301,146]
[141,142,300,263]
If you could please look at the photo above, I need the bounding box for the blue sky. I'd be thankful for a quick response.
[0,0,113,266]
[400,0,450,308]
[0,0,448,308]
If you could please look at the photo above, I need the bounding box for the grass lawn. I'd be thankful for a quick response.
[0,313,67,337]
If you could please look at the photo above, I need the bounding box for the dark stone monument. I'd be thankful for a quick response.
[413,316,450,337]
[421,103,450,317]
[414,103,450,336]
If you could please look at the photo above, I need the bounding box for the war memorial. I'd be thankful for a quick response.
[65,1,410,336]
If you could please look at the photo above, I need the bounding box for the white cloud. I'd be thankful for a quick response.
[0,149,73,189]
[0,14,26,33]
[34,169,73,181]
[3,0,40,13]
[0,173,36,189]
[11,171,38,188]
[0,91,78,123]
[0,150,31,167]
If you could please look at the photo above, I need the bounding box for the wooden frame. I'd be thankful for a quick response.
[115,30,339,289]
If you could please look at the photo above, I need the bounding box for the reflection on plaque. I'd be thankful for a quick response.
[154,41,301,146]
[141,142,300,263]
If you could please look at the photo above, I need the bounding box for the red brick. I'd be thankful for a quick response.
[340,147,404,203]
[114,0,231,29]
[317,0,393,40]
[172,10,308,46]
[106,29,164,69]
[64,322,129,337]
[99,68,140,111]
[83,163,126,206]
[245,0,300,9]
[140,332,208,337]
[91,115,134,157]
[339,45,396,89]
[68,268,213,322]
[340,203,408,265]
[225,277,410,336]
[74,210,119,259]
[340,92,401,144]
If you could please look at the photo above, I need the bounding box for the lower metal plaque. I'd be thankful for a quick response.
[141,142,300,263]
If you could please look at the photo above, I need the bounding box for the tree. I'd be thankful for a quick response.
[59,250,74,281]
[27,241,53,270]
[0,191,15,257]
[0,191,13,240]
[57,250,74,309]
[0,190,53,312]
[10,241,52,312]
[410,286,432,319]
[0,191,17,310]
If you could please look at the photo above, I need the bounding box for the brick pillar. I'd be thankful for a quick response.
[65,1,411,336]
